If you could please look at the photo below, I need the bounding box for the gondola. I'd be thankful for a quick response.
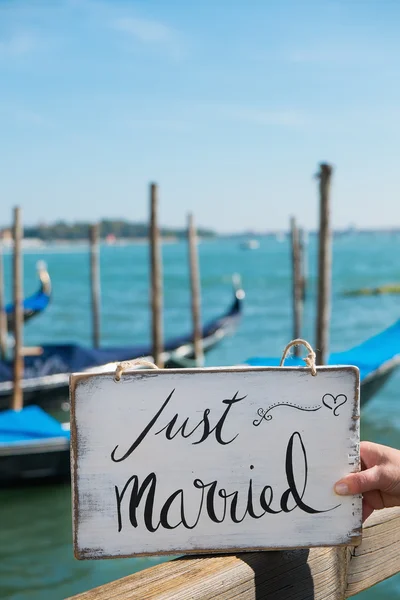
[0,279,244,484]
[243,318,400,407]
[0,406,70,484]
[0,277,244,411]
[6,261,51,330]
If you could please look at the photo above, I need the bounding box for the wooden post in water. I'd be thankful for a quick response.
[315,163,333,366]
[299,227,307,302]
[150,183,164,367]
[12,206,23,411]
[0,241,7,361]
[187,213,204,366]
[290,216,303,356]
[89,223,101,348]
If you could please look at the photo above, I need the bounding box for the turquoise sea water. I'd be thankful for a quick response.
[0,234,400,599]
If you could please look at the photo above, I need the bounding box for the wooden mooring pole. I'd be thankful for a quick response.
[0,241,7,361]
[150,183,164,368]
[290,216,303,356]
[12,206,23,411]
[315,163,333,366]
[187,213,204,366]
[89,223,101,348]
[299,227,307,302]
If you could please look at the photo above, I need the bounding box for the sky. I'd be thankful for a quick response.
[1,0,400,233]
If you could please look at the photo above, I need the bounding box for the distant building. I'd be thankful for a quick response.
[0,229,13,247]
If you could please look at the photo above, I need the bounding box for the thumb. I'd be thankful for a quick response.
[334,465,382,495]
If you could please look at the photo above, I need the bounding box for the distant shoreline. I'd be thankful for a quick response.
[2,218,400,248]
[1,228,400,250]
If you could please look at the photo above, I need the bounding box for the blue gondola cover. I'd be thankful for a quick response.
[245,319,400,382]
[0,406,70,443]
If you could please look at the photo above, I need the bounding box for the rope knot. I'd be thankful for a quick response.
[280,339,317,376]
[114,358,159,382]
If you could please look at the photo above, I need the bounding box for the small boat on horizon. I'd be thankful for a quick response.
[240,239,260,250]
[275,232,286,243]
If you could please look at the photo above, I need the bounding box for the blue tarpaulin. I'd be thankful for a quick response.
[0,405,69,444]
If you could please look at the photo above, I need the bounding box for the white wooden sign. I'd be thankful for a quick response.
[70,366,361,559]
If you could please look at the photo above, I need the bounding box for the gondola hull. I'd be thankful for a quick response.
[0,437,70,484]
[6,263,51,331]
[241,359,399,408]
[0,405,70,485]
[243,318,400,407]
[0,284,243,411]
[359,360,400,406]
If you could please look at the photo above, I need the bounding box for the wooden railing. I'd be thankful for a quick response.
[67,507,400,599]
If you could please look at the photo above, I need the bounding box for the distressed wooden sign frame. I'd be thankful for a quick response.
[70,365,361,560]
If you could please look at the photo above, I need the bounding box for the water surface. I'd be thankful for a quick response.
[0,234,399,599]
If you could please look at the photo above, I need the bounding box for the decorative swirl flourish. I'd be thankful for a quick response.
[253,402,321,426]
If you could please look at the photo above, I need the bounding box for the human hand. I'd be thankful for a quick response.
[334,441,400,521]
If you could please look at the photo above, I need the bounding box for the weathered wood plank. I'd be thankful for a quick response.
[67,547,347,600]
[71,367,361,559]
[66,508,400,600]
[21,346,43,356]
[346,506,400,596]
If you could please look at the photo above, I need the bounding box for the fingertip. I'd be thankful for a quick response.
[334,482,350,495]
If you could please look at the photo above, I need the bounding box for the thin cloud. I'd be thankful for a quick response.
[0,104,54,127]
[287,42,390,68]
[219,106,308,128]
[64,1,184,58]
[112,16,183,59]
[289,49,354,65]
[113,17,173,44]
[0,32,36,57]
[15,109,53,127]
[128,118,190,132]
